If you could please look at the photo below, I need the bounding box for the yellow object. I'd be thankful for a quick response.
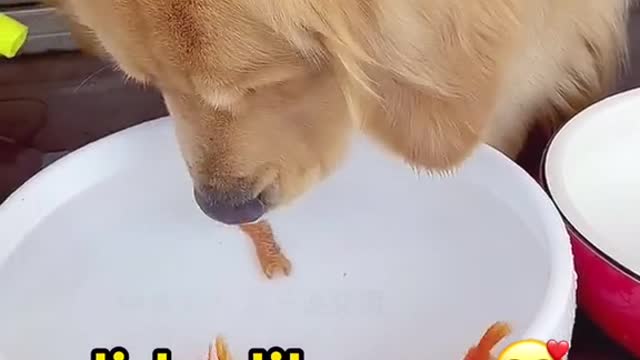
[0,14,28,58]
[498,339,554,360]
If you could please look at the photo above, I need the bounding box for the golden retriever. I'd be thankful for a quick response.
[51,0,630,224]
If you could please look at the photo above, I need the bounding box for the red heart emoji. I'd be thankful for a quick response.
[546,339,570,360]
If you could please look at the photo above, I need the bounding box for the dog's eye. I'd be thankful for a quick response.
[245,88,256,95]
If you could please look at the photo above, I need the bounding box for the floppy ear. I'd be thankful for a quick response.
[307,0,522,172]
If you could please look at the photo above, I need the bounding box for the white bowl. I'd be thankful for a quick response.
[545,87,640,276]
[0,117,575,359]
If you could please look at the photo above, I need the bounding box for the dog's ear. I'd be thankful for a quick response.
[304,0,522,171]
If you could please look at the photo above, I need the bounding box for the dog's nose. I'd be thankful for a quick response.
[193,187,266,225]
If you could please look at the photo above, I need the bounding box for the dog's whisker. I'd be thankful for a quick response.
[73,64,110,93]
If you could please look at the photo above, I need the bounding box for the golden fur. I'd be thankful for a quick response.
[52,0,630,210]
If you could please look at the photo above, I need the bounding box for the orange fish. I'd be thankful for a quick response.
[464,322,512,360]
[205,337,232,360]
[240,220,291,279]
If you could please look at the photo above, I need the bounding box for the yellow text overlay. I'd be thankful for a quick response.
[249,347,304,360]
[91,347,171,360]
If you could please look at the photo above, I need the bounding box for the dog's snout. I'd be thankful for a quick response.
[193,186,266,225]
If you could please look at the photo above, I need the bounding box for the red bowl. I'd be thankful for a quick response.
[540,88,640,357]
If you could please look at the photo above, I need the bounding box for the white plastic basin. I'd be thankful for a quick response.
[0,117,575,359]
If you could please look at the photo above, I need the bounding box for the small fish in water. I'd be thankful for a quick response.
[240,220,291,279]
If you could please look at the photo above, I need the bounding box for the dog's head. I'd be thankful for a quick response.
[59,0,358,224]
[58,0,518,224]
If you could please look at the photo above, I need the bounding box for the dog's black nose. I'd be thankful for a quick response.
[193,187,266,225]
